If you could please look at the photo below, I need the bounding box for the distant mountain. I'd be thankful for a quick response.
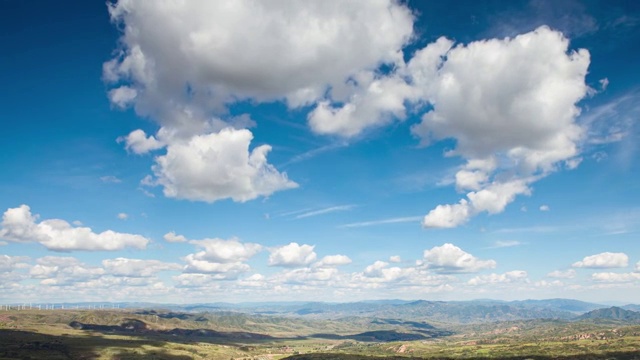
[510,299,605,313]
[622,304,640,312]
[577,306,640,321]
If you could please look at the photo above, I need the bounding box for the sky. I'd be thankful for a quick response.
[1,0,639,304]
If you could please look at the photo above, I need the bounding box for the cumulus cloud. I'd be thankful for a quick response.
[117,213,128,220]
[547,269,576,279]
[592,272,640,282]
[268,243,317,267]
[181,237,262,278]
[314,255,352,268]
[412,27,589,228]
[117,129,165,154]
[188,238,262,264]
[389,255,402,263]
[148,128,297,203]
[423,243,496,273]
[105,0,414,118]
[163,231,187,243]
[0,205,149,251]
[572,252,629,269]
[467,270,528,286]
[102,258,181,277]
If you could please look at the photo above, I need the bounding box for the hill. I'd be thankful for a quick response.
[577,307,640,322]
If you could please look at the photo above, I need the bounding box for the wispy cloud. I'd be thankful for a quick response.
[340,215,422,228]
[492,226,569,234]
[487,240,523,249]
[295,205,356,219]
[281,141,348,167]
[100,175,122,184]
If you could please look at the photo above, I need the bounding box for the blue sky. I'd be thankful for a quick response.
[1,0,639,304]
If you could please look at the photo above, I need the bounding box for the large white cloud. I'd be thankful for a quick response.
[105,0,414,119]
[148,128,297,203]
[414,27,590,227]
[572,252,629,269]
[268,242,317,267]
[423,243,496,273]
[0,205,150,251]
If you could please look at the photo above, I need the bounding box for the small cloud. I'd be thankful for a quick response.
[489,240,522,248]
[520,206,527,212]
[117,213,129,220]
[389,255,402,263]
[599,78,609,91]
[138,187,156,198]
[163,232,187,243]
[539,205,550,211]
[264,213,270,220]
[100,175,122,184]
[72,220,83,226]
[547,269,576,279]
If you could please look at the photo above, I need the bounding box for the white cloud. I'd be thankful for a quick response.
[422,200,471,228]
[163,231,187,243]
[117,129,165,154]
[308,73,414,137]
[268,243,317,267]
[314,255,352,268]
[102,258,181,277]
[572,252,629,269]
[149,128,297,203]
[117,213,128,220]
[389,255,402,263]
[0,254,29,272]
[106,0,414,120]
[182,256,249,278]
[0,205,149,251]
[108,86,137,108]
[31,256,105,285]
[412,27,590,227]
[188,238,262,264]
[181,237,261,278]
[539,205,550,211]
[547,269,577,279]
[423,243,496,273]
[467,270,528,286]
[591,272,640,283]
